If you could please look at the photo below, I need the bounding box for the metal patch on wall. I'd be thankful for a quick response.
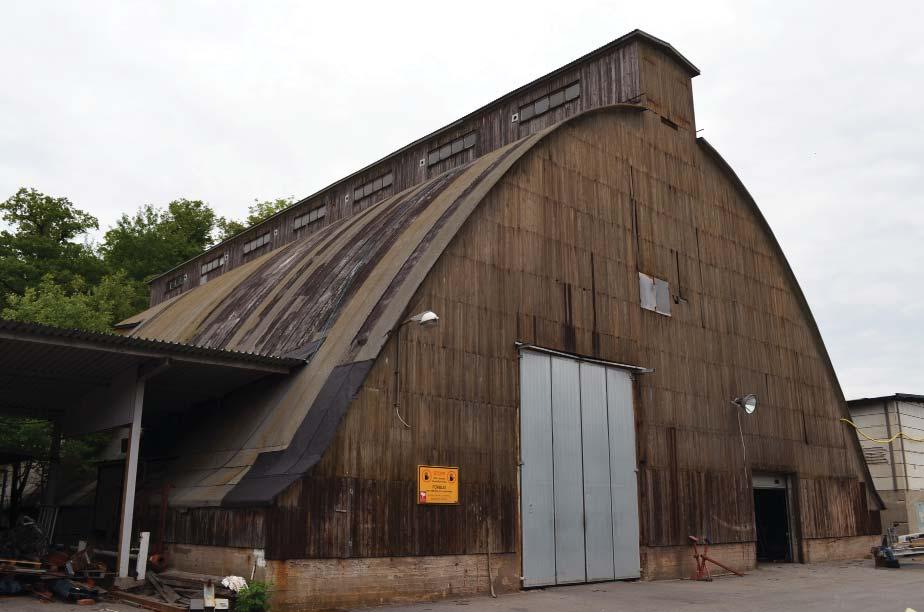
[417,465,459,504]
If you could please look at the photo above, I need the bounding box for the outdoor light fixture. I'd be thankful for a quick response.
[404,310,439,328]
[392,310,440,430]
[732,394,759,415]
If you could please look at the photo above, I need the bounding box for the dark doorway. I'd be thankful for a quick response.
[754,487,791,562]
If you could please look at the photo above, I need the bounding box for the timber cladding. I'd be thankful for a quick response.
[259,107,877,561]
[124,34,881,598]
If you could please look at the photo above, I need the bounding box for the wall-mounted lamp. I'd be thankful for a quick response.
[732,394,758,415]
[393,310,440,429]
[730,393,758,474]
[403,310,439,328]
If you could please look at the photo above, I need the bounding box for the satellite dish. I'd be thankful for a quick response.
[734,394,758,415]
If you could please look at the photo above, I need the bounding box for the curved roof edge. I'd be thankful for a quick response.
[696,137,885,511]
[222,105,647,506]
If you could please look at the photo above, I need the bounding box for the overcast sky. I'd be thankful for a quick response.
[1,1,921,398]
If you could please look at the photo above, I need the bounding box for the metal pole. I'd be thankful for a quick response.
[117,377,146,579]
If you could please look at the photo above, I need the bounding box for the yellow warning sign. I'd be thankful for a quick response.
[417,465,459,505]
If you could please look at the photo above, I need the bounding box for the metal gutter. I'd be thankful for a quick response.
[848,393,924,405]
[515,342,654,374]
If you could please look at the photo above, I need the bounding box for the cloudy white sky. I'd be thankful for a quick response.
[1,1,921,398]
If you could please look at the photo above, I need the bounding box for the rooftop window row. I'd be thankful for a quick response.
[518,82,580,123]
[171,78,586,295]
[353,172,394,202]
[293,205,327,230]
[242,231,272,255]
[201,255,225,278]
[427,132,477,166]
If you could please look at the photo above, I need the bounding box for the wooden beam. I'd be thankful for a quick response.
[114,590,186,612]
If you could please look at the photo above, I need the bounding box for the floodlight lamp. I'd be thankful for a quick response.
[733,394,758,415]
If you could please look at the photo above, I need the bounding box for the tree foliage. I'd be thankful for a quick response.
[0,188,104,296]
[0,186,279,516]
[101,198,220,284]
[2,272,140,332]
[218,197,293,240]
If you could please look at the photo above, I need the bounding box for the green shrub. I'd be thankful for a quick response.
[235,580,271,612]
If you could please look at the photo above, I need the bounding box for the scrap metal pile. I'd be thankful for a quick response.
[873,527,924,568]
[0,518,236,610]
[0,515,108,604]
[114,570,235,611]
[0,552,105,605]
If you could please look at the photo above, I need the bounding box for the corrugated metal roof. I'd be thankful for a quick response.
[0,318,304,369]
[847,393,924,405]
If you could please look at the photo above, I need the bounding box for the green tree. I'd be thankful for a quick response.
[2,272,139,333]
[218,197,293,240]
[0,416,109,522]
[101,198,219,284]
[0,188,104,297]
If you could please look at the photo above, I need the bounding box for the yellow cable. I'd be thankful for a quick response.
[839,418,924,444]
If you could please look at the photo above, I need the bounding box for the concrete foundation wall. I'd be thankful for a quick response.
[800,536,880,563]
[168,536,877,609]
[169,544,518,610]
[265,553,518,611]
[641,543,756,580]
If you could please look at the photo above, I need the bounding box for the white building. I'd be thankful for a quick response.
[848,394,924,534]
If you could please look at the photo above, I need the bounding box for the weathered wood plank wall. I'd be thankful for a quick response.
[262,98,875,560]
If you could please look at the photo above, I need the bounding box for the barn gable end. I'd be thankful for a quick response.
[119,31,880,609]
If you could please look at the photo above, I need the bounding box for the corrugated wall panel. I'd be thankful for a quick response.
[551,355,586,584]
[580,362,616,581]
[607,367,641,578]
[519,351,556,587]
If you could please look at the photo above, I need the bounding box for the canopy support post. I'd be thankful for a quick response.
[117,375,145,579]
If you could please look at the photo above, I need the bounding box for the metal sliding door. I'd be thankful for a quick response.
[520,349,640,587]
[606,368,640,579]
[519,351,556,587]
[550,356,586,584]
[580,363,616,581]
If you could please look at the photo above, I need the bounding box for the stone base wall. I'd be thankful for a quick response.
[265,553,518,612]
[166,535,877,610]
[800,536,879,563]
[169,545,518,612]
[641,542,756,580]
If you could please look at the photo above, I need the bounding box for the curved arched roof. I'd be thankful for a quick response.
[124,104,879,509]
[129,107,648,506]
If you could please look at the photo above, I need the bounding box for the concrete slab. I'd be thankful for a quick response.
[352,560,924,612]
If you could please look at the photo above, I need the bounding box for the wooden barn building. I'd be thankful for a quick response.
[2,29,883,609]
